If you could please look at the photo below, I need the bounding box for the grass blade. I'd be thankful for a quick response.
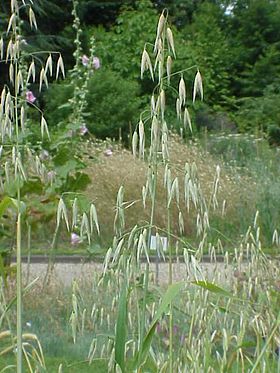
[115,280,128,372]
[192,281,231,297]
[135,282,184,369]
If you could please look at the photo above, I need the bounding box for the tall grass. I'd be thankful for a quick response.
[0,0,64,370]
[201,133,280,248]
[1,2,280,373]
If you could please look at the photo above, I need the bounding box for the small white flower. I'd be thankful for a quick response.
[92,56,101,69]
[40,149,49,160]
[82,54,89,66]
[79,124,88,135]
[104,149,113,157]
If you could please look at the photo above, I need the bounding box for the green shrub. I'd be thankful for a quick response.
[45,68,141,141]
[268,124,280,146]
[235,85,280,134]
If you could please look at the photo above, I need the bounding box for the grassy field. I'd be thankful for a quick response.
[1,3,280,372]
[11,133,278,257]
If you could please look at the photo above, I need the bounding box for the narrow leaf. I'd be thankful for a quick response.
[135,282,184,368]
[115,281,128,372]
[192,281,231,296]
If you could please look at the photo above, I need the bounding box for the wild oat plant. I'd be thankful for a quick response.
[64,9,280,373]
[74,10,280,373]
[1,2,280,373]
[0,0,65,371]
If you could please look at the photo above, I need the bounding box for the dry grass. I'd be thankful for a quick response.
[84,135,255,245]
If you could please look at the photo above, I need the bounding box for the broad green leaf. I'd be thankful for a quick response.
[10,198,26,214]
[65,172,90,192]
[55,160,79,179]
[0,196,25,218]
[192,281,231,296]
[0,277,39,327]
[237,340,256,349]
[0,197,12,219]
[115,281,128,372]
[21,178,43,196]
[135,282,184,369]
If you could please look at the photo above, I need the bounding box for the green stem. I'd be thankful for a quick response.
[16,213,22,373]
[139,262,149,350]
[167,206,173,372]
[44,224,60,286]
[26,224,31,285]
[14,27,22,370]
[251,315,280,373]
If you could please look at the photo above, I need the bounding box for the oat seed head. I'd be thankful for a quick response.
[166,55,172,85]
[39,67,47,91]
[160,89,165,119]
[183,107,192,133]
[56,54,65,79]
[155,13,165,48]
[193,70,203,102]
[0,38,3,60]
[7,13,16,34]
[45,54,53,77]
[28,6,37,30]
[176,98,181,120]
[27,60,36,83]
[179,76,186,106]
[90,203,100,235]
[72,197,78,229]
[166,27,176,58]
[40,116,50,140]
[57,198,70,231]
[132,131,138,158]
[139,119,145,159]
[141,49,154,81]
[20,106,25,131]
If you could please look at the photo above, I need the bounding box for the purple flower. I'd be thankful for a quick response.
[47,170,56,183]
[104,149,113,157]
[26,90,36,104]
[156,323,162,333]
[92,56,100,70]
[71,233,81,245]
[173,325,179,335]
[82,55,100,69]
[82,54,90,66]
[79,124,88,135]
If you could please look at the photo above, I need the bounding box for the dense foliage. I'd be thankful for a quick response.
[31,0,280,139]
[1,2,280,372]
[1,0,279,141]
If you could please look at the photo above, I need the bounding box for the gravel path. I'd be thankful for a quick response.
[22,261,241,287]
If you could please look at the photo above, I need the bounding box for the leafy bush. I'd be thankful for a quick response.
[45,68,141,141]
[268,125,280,146]
[235,85,280,135]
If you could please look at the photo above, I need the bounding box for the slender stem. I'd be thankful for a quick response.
[139,262,149,350]
[14,24,23,369]
[167,208,172,285]
[16,213,22,373]
[167,205,173,372]
[44,224,60,286]
[26,224,31,285]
